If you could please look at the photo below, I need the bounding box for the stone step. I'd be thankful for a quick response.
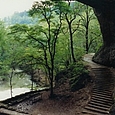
[87,103,110,111]
[91,97,113,105]
[82,109,108,115]
[95,80,114,82]
[93,72,110,73]
[91,96,113,103]
[96,84,114,87]
[95,84,114,86]
[90,99,112,106]
[92,87,113,93]
[89,101,111,108]
[96,77,114,79]
[92,89,112,94]
[93,69,111,70]
[95,80,114,83]
[94,75,113,77]
[93,86,113,90]
[95,76,114,78]
[93,73,112,75]
[85,106,109,114]
[92,92,112,97]
[93,89,113,91]
[92,70,110,72]
[0,108,28,115]
[91,94,112,101]
[93,88,113,93]
[95,79,113,82]
[94,74,112,76]
[82,66,115,115]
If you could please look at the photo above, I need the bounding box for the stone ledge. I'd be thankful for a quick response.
[0,108,29,115]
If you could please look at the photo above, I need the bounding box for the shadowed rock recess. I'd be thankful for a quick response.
[92,45,115,67]
[76,0,115,67]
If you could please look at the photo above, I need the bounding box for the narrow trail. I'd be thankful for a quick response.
[0,53,114,115]
[83,54,115,115]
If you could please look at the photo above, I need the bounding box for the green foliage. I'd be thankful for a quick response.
[75,47,85,61]
[55,60,90,92]
[68,61,88,77]
[68,61,89,91]
[29,0,63,97]
[0,1,102,94]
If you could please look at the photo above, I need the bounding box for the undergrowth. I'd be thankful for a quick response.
[55,61,90,91]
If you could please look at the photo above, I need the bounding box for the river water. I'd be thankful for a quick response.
[0,88,30,101]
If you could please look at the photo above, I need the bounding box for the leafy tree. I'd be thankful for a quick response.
[0,21,7,60]
[56,1,85,63]
[29,1,62,97]
[0,21,10,84]
[54,1,101,61]
[18,56,38,91]
[10,1,62,98]
[77,5,102,53]
[60,1,79,62]
[0,22,24,96]
[80,5,95,53]
[8,25,42,90]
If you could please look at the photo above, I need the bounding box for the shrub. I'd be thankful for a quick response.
[69,62,90,91]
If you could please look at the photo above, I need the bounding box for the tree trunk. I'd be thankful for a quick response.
[77,0,115,67]
[85,7,89,54]
[50,78,54,98]
[69,24,76,62]
[10,69,14,98]
[31,74,34,91]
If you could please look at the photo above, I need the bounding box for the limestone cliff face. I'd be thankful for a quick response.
[92,1,115,67]
[77,0,115,67]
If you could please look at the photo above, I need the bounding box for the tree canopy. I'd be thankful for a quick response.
[0,0,102,97]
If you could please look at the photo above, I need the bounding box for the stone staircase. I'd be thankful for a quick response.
[82,68,115,115]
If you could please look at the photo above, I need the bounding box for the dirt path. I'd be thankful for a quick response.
[28,86,92,115]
